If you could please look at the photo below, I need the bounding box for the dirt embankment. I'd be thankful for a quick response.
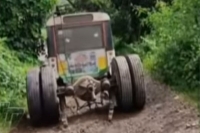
[10,76,199,133]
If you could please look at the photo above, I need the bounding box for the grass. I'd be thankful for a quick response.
[174,88,199,110]
[142,57,200,112]
[0,38,37,133]
[0,127,10,133]
[0,28,44,133]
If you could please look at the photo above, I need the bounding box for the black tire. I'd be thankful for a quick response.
[26,68,42,126]
[40,66,60,123]
[125,54,146,110]
[111,56,133,111]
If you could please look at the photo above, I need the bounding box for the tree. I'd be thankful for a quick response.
[0,0,57,59]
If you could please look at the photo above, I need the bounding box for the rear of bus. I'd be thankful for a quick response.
[46,12,115,83]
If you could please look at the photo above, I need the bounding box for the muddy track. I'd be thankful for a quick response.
[10,76,199,133]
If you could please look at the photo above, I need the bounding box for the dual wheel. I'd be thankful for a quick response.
[26,66,59,126]
[111,54,146,111]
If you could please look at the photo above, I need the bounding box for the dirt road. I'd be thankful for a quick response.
[10,76,199,133]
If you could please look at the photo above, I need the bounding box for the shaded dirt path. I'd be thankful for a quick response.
[10,76,199,133]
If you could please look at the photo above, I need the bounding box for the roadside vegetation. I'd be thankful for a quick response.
[136,0,200,104]
[0,0,199,132]
[0,0,56,131]
[0,38,36,132]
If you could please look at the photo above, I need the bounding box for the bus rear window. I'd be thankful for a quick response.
[57,25,103,53]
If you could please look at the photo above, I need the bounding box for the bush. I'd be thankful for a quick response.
[139,0,200,90]
[0,38,37,128]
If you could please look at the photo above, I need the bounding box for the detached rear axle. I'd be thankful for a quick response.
[56,75,116,127]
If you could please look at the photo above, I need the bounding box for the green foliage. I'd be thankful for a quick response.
[0,0,57,58]
[139,0,200,90]
[0,38,37,130]
[0,0,56,130]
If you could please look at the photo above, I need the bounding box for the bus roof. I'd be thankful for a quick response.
[47,12,110,26]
